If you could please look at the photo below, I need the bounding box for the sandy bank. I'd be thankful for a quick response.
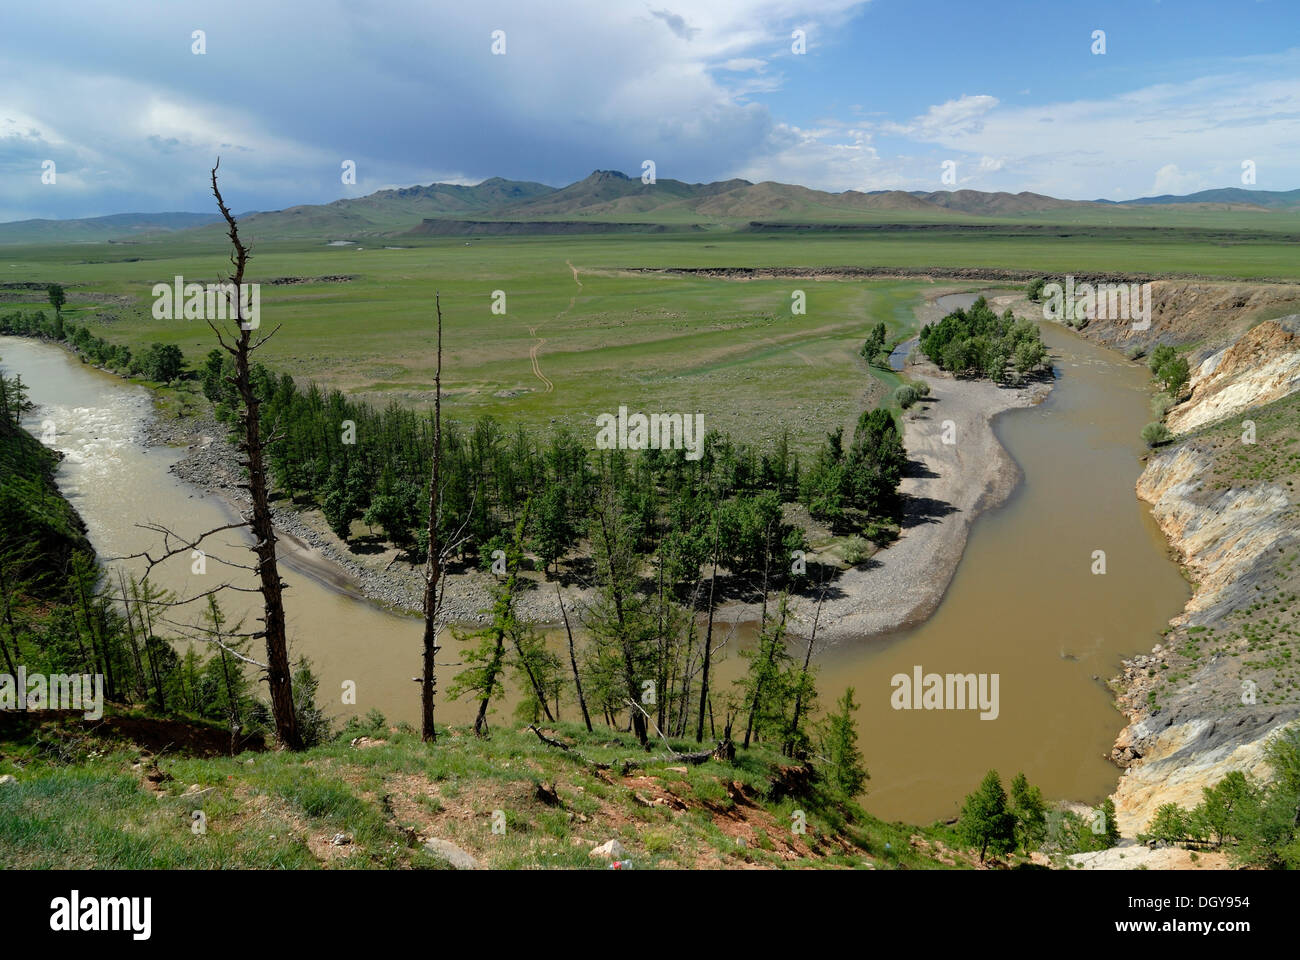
[808,370,1048,641]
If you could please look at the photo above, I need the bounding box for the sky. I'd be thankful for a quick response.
[1,0,1298,221]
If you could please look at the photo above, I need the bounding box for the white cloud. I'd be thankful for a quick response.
[883,95,1000,140]
[867,55,1300,199]
[0,0,875,218]
[1151,163,1209,196]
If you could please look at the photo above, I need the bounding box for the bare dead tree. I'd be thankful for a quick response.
[420,293,445,742]
[695,517,720,743]
[207,160,302,750]
[785,578,828,756]
[557,583,593,732]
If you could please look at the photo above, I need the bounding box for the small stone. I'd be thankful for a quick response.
[590,839,628,860]
[330,832,352,846]
[0,774,16,786]
[423,837,481,870]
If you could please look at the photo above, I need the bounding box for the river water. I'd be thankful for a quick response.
[3,315,1188,823]
[809,316,1189,821]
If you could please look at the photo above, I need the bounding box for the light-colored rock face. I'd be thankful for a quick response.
[1167,318,1300,434]
[1112,718,1280,836]
[1109,305,1300,840]
[1068,843,1231,870]
[1136,446,1291,620]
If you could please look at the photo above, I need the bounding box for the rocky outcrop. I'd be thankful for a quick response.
[1060,280,1300,363]
[1166,316,1300,434]
[1104,302,1300,838]
[1135,443,1292,623]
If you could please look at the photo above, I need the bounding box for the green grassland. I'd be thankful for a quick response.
[3,219,1297,453]
[3,236,938,451]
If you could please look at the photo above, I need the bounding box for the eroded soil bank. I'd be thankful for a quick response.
[1067,281,1300,838]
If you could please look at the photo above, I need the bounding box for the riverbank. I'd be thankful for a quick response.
[143,411,573,628]
[814,291,1051,641]
[790,365,1049,641]
[1055,280,1300,839]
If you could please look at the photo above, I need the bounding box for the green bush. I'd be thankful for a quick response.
[894,385,919,409]
[841,535,872,565]
[1141,422,1173,447]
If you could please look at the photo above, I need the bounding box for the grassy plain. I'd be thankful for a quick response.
[3,219,1298,450]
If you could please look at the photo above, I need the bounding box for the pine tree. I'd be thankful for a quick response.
[1008,772,1047,853]
[958,770,1016,863]
[818,687,868,797]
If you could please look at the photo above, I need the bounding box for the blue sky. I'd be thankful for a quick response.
[1,0,1297,220]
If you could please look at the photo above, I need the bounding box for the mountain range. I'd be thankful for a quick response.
[3,171,1297,244]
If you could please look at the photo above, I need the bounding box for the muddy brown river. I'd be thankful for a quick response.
[4,313,1188,824]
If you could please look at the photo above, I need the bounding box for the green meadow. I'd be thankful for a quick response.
[3,221,1296,450]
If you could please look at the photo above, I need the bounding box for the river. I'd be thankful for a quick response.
[808,312,1190,821]
[3,313,1188,823]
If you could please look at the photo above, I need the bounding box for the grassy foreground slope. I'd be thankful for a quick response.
[0,711,973,870]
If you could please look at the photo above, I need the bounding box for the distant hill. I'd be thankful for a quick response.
[0,212,221,245]
[4,174,1298,245]
[231,177,557,239]
[1107,187,1300,210]
[404,218,702,236]
[907,190,1100,216]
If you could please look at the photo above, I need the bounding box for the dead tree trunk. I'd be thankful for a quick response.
[420,295,445,742]
[558,584,593,732]
[209,161,302,750]
[744,592,786,750]
[695,520,719,743]
[473,622,508,737]
[0,558,19,677]
[785,583,826,756]
[116,570,147,703]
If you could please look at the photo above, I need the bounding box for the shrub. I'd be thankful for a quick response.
[841,535,872,565]
[1141,422,1173,447]
[894,385,919,409]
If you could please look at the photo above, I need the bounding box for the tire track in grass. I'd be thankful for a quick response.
[526,260,581,395]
